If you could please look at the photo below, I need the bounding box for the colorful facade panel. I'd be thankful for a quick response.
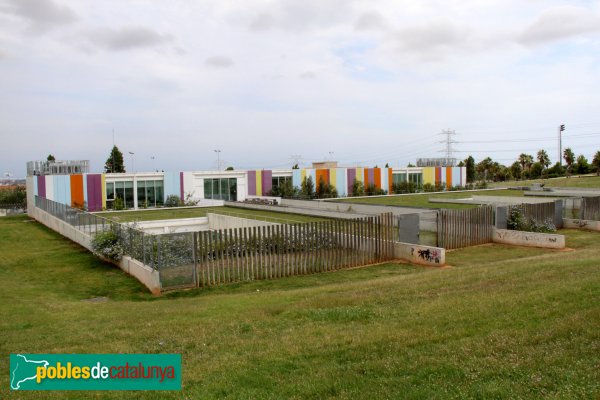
[70,174,84,208]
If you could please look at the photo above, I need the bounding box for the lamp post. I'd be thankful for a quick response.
[214,149,221,171]
[151,156,155,172]
[128,152,135,173]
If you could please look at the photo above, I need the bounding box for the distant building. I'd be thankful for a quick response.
[27,161,466,211]
[27,160,90,176]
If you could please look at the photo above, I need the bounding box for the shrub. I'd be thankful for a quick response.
[91,230,123,261]
[507,207,557,233]
[165,195,182,207]
[113,197,125,210]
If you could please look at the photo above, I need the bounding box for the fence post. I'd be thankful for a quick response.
[192,232,198,287]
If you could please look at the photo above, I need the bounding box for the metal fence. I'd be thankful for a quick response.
[34,196,396,291]
[437,206,494,249]
[581,196,600,221]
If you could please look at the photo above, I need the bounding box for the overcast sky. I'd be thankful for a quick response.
[1,0,600,177]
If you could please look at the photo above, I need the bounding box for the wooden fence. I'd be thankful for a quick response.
[581,196,600,221]
[159,213,396,290]
[437,206,494,249]
[509,202,556,225]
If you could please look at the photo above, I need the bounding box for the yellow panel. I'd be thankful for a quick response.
[355,168,364,182]
[423,167,435,185]
[256,170,262,196]
[330,168,336,188]
[101,174,106,210]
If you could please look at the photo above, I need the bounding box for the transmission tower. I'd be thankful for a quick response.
[438,129,457,166]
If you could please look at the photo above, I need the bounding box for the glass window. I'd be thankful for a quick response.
[106,182,115,199]
[124,181,134,209]
[204,179,212,199]
[137,180,146,206]
[229,178,237,201]
[146,181,155,207]
[155,180,164,206]
[220,178,229,200]
[212,179,220,199]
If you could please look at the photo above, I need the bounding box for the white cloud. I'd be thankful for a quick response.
[0,0,77,32]
[517,6,600,45]
[83,26,174,51]
[205,55,234,68]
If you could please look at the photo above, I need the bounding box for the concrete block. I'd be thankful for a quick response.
[394,242,445,266]
[554,200,563,229]
[563,218,600,231]
[492,228,565,249]
[495,206,508,229]
[398,214,419,244]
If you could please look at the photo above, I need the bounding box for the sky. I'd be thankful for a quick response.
[1,0,600,177]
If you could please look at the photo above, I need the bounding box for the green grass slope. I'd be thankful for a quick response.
[1,215,599,399]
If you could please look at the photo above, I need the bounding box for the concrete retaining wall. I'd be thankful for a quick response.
[492,228,565,249]
[563,218,600,231]
[32,207,161,294]
[207,213,279,229]
[282,198,431,216]
[225,201,372,220]
[394,242,445,266]
[132,217,209,234]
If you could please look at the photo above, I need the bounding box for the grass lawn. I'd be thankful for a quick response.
[336,189,525,209]
[95,206,328,224]
[489,175,600,189]
[1,215,599,399]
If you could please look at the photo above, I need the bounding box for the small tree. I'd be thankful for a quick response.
[351,179,365,197]
[465,156,476,183]
[575,155,589,174]
[592,151,600,176]
[300,176,315,199]
[537,149,550,177]
[104,145,126,173]
[47,154,55,162]
[225,166,234,171]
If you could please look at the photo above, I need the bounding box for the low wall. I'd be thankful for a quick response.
[563,218,600,231]
[225,201,372,220]
[394,242,445,267]
[32,207,161,294]
[207,213,279,229]
[492,228,565,249]
[282,198,431,216]
[132,217,208,234]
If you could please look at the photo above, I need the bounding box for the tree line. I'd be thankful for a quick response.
[462,148,600,183]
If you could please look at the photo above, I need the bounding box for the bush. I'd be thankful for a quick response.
[507,207,557,233]
[91,230,123,261]
[165,195,182,207]
[0,186,26,206]
[113,197,125,210]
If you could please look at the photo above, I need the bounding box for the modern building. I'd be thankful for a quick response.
[27,159,466,211]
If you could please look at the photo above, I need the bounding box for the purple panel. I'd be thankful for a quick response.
[37,175,46,198]
[247,171,256,196]
[368,168,374,186]
[261,170,272,196]
[180,172,184,200]
[87,174,101,211]
[347,168,356,195]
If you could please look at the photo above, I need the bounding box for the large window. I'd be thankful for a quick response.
[271,176,291,192]
[204,178,237,201]
[136,180,164,208]
[105,180,134,209]
[107,180,163,209]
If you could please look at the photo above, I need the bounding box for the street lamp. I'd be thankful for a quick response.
[150,156,155,172]
[128,152,135,173]
[214,149,221,171]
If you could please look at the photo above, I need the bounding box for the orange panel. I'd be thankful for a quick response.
[446,167,452,190]
[374,168,381,189]
[70,174,84,209]
[316,169,329,186]
[388,168,393,193]
[364,169,369,187]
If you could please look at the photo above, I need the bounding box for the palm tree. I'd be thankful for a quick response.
[563,148,575,178]
[537,149,550,169]
[518,153,534,178]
